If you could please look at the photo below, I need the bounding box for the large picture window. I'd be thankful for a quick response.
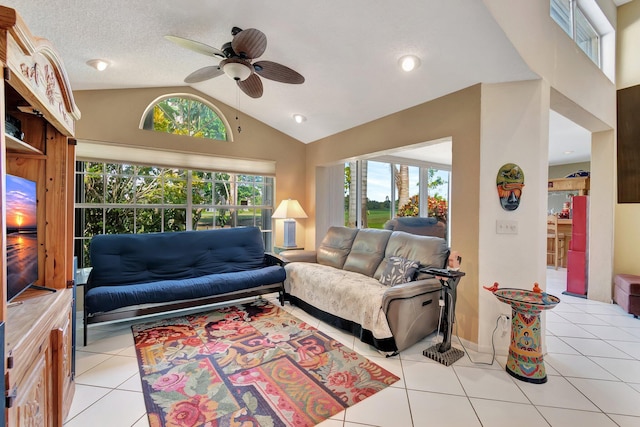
[344,160,450,237]
[75,161,274,267]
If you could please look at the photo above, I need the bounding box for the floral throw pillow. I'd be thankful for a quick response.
[379,256,420,286]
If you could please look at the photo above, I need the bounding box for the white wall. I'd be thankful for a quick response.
[484,0,616,306]
[484,0,616,128]
[617,0,640,89]
[314,164,346,247]
[588,130,616,302]
[307,2,617,347]
[478,80,550,354]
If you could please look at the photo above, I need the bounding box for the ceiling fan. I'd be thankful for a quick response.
[165,27,305,99]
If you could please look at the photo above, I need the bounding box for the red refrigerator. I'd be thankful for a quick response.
[566,195,588,297]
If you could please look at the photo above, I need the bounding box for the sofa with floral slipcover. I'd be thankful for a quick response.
[281,226,449,353]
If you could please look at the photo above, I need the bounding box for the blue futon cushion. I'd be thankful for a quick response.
[88,227,267,288]
[85,227,285,314]
[85,265,285,314]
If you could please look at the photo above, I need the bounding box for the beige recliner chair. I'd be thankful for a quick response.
[383,216,446,238]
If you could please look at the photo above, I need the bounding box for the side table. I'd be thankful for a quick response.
[489,287,560,383]
[421,268,466,366]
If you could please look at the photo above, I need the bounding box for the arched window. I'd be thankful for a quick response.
[141,94,230,141]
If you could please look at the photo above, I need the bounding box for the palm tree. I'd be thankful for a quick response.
[348,161,357,227]
[361,161,368,228]
[347,161,368,227]
[394,165,410,213]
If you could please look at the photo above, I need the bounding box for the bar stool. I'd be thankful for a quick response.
[547,214,565,269]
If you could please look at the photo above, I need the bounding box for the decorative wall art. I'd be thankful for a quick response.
[496,163,525,211]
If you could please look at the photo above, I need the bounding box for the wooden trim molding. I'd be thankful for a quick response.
[0,5,80,136]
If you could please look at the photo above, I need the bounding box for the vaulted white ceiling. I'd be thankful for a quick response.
[4,0,600,165]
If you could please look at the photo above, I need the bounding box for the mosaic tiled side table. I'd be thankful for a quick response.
[491,288,560,384]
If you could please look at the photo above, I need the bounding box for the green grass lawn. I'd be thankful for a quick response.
[343,209,391,229]
[196,209,257,228]
[367,209,392,229]
[198,208,392,229]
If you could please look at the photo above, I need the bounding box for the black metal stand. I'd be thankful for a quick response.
[28,284,57,293]
[421,268,465,366]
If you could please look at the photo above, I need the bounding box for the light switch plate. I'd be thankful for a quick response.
[496,219,518,234]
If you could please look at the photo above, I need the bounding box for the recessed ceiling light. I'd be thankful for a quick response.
[86,59,110,71]
[563,150,574,155]
[293,114,306,124]
[399,55,421,72]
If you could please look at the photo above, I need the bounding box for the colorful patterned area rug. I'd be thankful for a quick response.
[132,299,400,427]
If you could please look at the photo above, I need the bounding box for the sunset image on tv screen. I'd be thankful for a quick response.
[6,175,37,231]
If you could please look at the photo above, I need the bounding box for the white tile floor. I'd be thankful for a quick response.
[65,268,640,427]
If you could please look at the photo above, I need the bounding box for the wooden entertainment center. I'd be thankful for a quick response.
[1,6,80,426]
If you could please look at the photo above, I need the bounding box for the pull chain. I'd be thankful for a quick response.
[235,87,242,133]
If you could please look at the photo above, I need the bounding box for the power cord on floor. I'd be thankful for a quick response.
[427,288,453,346]
[453,306,499,366]
[431,295,445,345]
[427,289,498,365]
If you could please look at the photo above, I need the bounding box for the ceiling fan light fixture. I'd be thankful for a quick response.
[86,59,110,71]
[221,59,252,81]
[293,114,306,124]
[167,28,304,98]
[399,55,420,72]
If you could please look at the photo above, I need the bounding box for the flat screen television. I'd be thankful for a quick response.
[5,174,38,301]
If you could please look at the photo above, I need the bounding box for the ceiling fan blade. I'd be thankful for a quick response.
[232,28,267,59]
[184,66,224,84]
[164,35,225,58]
[237,74,263,98]
[254,61,305,84]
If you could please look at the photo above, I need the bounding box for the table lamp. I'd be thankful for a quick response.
[272,199,307,247]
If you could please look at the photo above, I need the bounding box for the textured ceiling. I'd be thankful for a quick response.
[3,0,593,165]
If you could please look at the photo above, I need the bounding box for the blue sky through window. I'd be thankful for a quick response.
[365,162,449,202]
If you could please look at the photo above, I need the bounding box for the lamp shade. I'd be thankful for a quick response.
[272,199,308,219]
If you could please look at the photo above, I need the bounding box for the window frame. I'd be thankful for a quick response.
[550,0,602,68]
[574,5,600,67]
[139,93,234,142]
[74,160,274,267]
[344,159,451,238]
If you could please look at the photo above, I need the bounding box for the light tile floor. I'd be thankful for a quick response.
[65,268,640,427]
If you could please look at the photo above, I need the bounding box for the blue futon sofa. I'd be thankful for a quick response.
[83,226,286,344]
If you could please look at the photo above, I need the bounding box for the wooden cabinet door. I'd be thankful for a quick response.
[51,305,73,426]
[7,348,50,427]
[5,292,74,427]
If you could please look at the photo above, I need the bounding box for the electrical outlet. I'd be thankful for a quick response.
[498,314,510,330]
[496,220,518,235]
[496,314,510,337]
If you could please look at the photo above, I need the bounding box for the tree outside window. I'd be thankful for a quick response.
[397,168,448,224]
[345,160,449,229]
[75,162,274,267]
[142,96,227,140]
